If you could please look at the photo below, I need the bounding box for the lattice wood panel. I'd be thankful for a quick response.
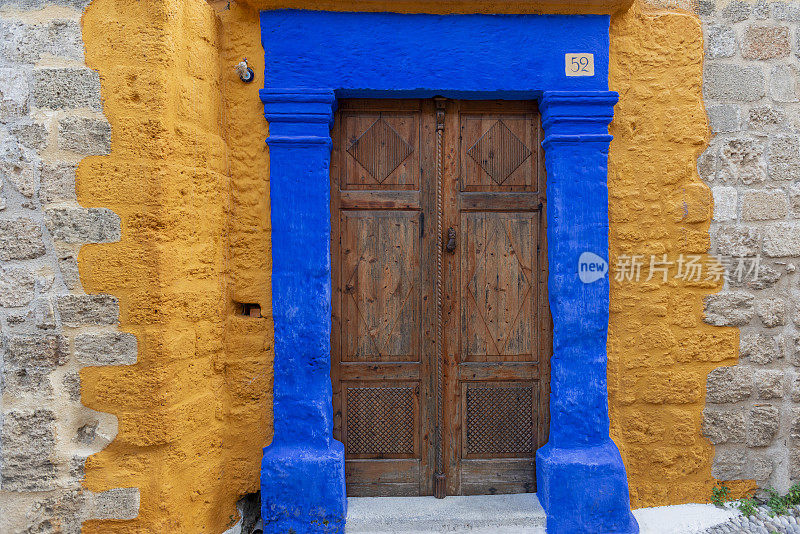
[464,383,536,456]
[345,386,416,456]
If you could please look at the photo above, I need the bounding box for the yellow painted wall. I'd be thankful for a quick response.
[79,0,271,531]
[74,0,751,530]
[607,1,755,507]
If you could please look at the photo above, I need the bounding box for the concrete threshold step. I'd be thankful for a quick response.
[345,493,546,533]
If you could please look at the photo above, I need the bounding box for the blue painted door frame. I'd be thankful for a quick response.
[259,10,638,534]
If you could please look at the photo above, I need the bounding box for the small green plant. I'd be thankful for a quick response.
[785,483,800,506]
[711,484,731,507]
[766,487,788,517]
[737,497,758,517]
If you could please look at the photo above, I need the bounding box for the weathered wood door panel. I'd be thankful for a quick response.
[332,99,550,497]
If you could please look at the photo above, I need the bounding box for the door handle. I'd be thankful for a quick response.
[445,227,457,254]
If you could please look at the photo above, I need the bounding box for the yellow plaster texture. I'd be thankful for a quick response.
[607,1,755,507]
[77,0,272,531]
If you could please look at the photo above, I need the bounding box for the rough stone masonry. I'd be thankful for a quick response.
[0,0,139,531]
[700,0,800,495]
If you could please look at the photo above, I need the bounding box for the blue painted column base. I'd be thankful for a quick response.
[261,442,346,534]
[537,440,638,533]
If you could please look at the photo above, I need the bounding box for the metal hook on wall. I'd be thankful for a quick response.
[235,58,254,83]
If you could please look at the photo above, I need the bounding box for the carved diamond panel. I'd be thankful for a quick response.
[347,118,414,183]
[462,212,536,359]
[341,211,419,361]
[346,386,415,456]
[466,120,532,185]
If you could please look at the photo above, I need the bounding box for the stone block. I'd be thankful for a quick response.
[711,186,737,221]
[39,163,77,203]
[76,421,98,444]
[789,184,800,214]
[90,488,140,520]
[62,371,81,402]
[749,107,785,130]
[0,19,83,64]
[772,1,800,21]
[34,297,56,330]
[0,145,40,198]
[74,332,138,366]
[763,223,800,256]
[704,291,754,327]
[0,67,29,119]
[711,447,747,480]
[703,408,746,444]
[740,190,788,221]
[31,68,102,110]
[44,207,121,244]
[717,137,766,184]
[706,25,737,59]
[752,455,773,481]
[756,296,787,327]
[755,370,784,399]
[753,0,769,18]
[792,449,800,480]
[722,0,751,21]
[704,64,765,102]
[770,65,799,102]
[768,135,800,182]
[0,409,57,491]
[16,489,87,534]
[792,374,800,402]
[0,217,45,260]
[2,334,65,396]
[790,334,800,366]
[697,0,715,16]
[0,266,34,307]
[715,225,761,257]
[747,404,780,446]
[743,26,790,60]
[4,334,68,369]
[698,147,716,183]
[791,408,800,439]
[10,121,48,150]
[741,331,782,365]
[56,294,119,326]
[706,366,752,404]
[58,116,110,155]
[727,260,781,290]
[56,246,81,290]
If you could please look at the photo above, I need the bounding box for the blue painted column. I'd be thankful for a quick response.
[536,91,639,534]
[259,88,346,534]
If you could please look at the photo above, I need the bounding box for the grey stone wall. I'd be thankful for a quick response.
[700,0,800,494]
[0,1,138,531]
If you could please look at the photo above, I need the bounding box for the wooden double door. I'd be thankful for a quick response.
[331,99,551,497]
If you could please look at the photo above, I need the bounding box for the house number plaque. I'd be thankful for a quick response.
[565,53,594,77]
